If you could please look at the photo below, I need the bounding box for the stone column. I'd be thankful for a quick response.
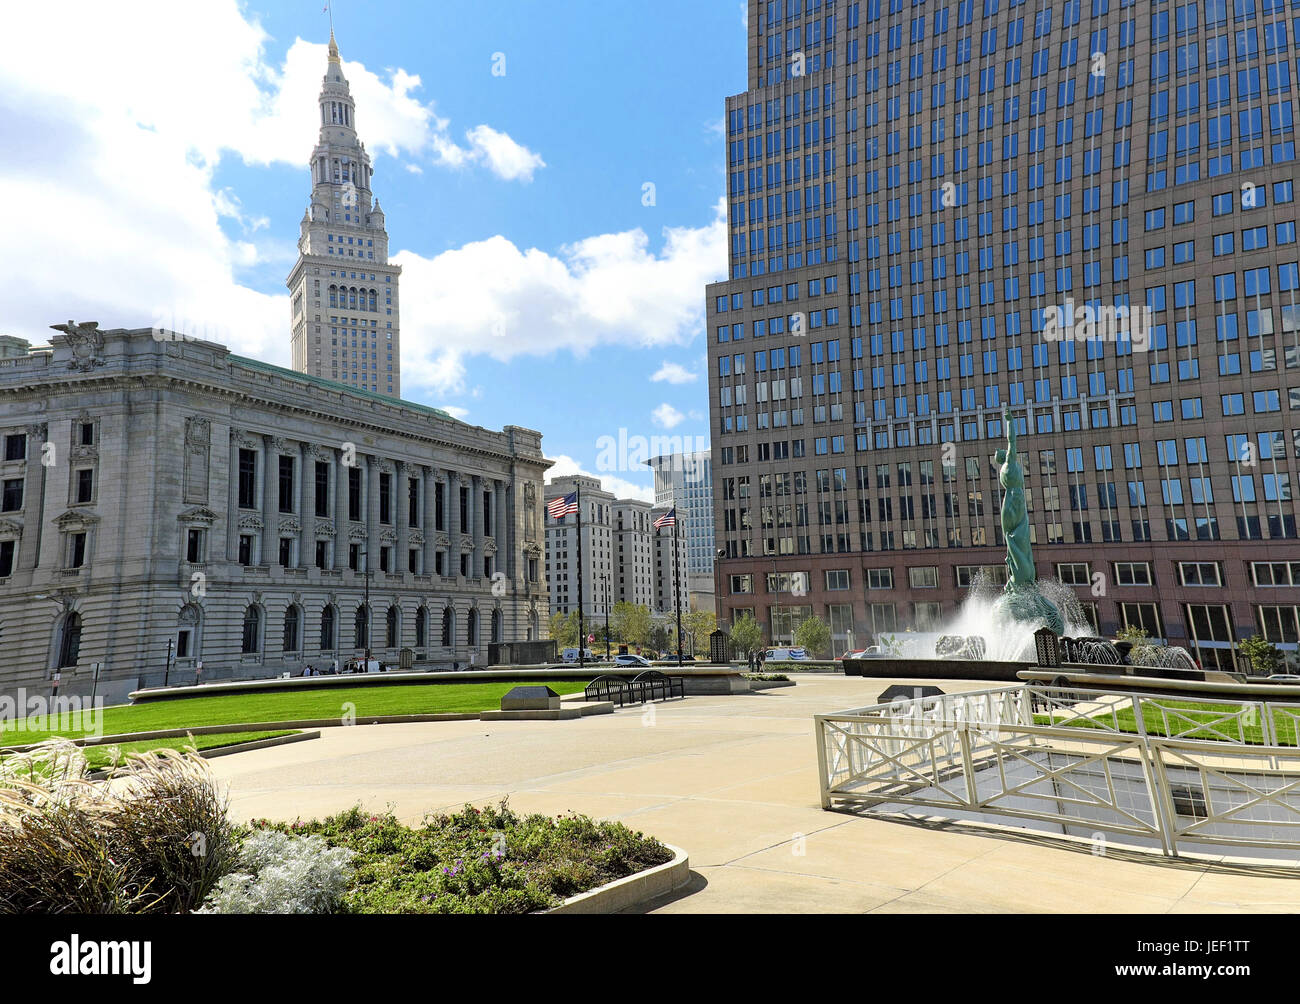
[395,461,410,575]
[447,470,461,577]
[423,465,437,574]
[366,454,382,573]
[260,437,277,565]
[226,433,241,561]
[18,424,47,571]
[494,479,509,577]
[301,443,316,567]
[471,475,485,579]
[334,449,350,570]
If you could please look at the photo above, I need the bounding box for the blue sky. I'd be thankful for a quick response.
[224,0,750,498]
[2,0,748,500]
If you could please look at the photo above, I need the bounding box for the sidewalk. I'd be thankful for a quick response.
[208,675,1300,913]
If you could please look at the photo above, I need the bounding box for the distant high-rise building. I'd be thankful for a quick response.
[287,31,402,397]
[708,0,1300,668]
[648,451,716,614]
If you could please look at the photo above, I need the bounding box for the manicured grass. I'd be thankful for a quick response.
[82,732,299,770]
[0,679,594,745]
[1035,698,1300,746]
[252,800,673,914]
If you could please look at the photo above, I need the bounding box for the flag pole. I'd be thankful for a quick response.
[576,482,585,669]
[674,508,683,667]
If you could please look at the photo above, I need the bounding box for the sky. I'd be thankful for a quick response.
[1,0,750,501]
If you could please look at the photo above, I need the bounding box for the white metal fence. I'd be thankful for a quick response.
[815,685,1300,860]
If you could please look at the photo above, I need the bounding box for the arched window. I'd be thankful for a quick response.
[467,608,478,647]
[386,605,399,648]
[441,607,453,647]
[283,605,301,653]
[355,605,369,649]
[528,610,539,641]
[57,612,82,668]
[415,606,427,648]
[321,605,336,651]
[491,608,503,644]
[369,290,377,311]
[328,285,338,308]
[241,606,260,654]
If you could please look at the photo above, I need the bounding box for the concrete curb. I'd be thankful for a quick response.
[0,714,480,754]
[745,679,797,690]
[545,843,691,915]
[85,730,321,779]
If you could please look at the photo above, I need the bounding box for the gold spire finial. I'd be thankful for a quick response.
[328,29,340,63]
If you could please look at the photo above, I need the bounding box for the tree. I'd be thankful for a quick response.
[1240,635,1284,676]
[649,623,671,657]
[1115,624,1150,643]
[611,602,652,647]
[795,615,832,659]
[728,613,764,660]
[549,610,582,649]
[685,610,716,656]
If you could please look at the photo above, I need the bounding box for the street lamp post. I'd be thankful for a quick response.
[164,637,174,688]
[360,548,373,664]
[601,572,611,662]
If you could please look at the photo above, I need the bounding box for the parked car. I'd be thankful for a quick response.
[1266,674,1300,682]
[614,654,652,668]
[837,649,870,660]
[561,648,595,663]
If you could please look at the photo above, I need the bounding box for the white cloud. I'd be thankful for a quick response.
[545,455,654,504]
[652,403,686,429]
[651,361,698,384]
[437,404,470,420]
[397,200,727,394]
[0,1,542,356]
[458,124,546,182]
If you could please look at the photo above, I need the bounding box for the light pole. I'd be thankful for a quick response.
[164,637,174,688]
[601,572,611,662]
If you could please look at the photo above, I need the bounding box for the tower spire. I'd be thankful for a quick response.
[328,29,340,64]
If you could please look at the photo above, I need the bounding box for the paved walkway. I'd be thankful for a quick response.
[209,675,1300,913]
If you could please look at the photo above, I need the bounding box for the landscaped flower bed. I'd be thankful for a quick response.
[236,802,674,914]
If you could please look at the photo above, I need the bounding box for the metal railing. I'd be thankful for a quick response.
[815,684,1300,860]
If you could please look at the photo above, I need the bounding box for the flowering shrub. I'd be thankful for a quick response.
[258,800,672,914]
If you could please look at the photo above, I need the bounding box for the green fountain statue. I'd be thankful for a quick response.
[991,410,1065,635]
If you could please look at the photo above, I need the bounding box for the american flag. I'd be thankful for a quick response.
[547,491,578,519]
[654,507,677,529]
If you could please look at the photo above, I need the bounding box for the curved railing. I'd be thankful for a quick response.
[815,685,1300,860]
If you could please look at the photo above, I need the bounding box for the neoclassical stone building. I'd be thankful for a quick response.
[0,324,551,689]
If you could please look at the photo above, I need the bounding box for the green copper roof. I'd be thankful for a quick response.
[229,353,456,423]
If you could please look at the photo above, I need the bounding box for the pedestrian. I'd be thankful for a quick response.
[195,660,203,686]
[331,657,339,675]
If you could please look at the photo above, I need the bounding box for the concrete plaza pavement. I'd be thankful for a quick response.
[207,675,1300,913]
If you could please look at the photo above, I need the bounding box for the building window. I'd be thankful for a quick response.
[2,434,25,462]
[315,540,329,569]
[67,532,87,569]
[1120,602,1165,640]
[355,606,370,649]
[866,568,894,589]
[415,606,427,648]
[238,534,254,566]
[57,612,82,668]
[321,605,336,650]
[379,546,391,573]
[0,540,14,578]
[278,538,293,567]
[283,605,301,653]
[467,608,479,647]
[491,608,502,644]
[825,569,851,590]
[186,528,205,563]
[441,607,453,647]
[409,478,420,527]
[408,548,419,574]
[1113,562,1153,586]
[386,606,399,648]
[278,456,295,513]
[79,422,94,446]
[74,469,93,504]
[315,462,331,517]
[348,467,362,521]
[1055,562,1091,586]
[1,478,22,512]
[379,472,392,524]
[1178,562,1222,586]
[238,449,257,509]
[241,606,260,654]
[908,566,939,588]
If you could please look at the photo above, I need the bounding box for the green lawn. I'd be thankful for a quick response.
[81,732,300,770]
[0,679,594,745]
[1035,698,1300,746]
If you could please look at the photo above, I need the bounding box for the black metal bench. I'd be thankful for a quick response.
[631,670,685,702]
[584,674,636,707]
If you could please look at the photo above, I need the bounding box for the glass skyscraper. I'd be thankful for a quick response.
[708,0,1300,668]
